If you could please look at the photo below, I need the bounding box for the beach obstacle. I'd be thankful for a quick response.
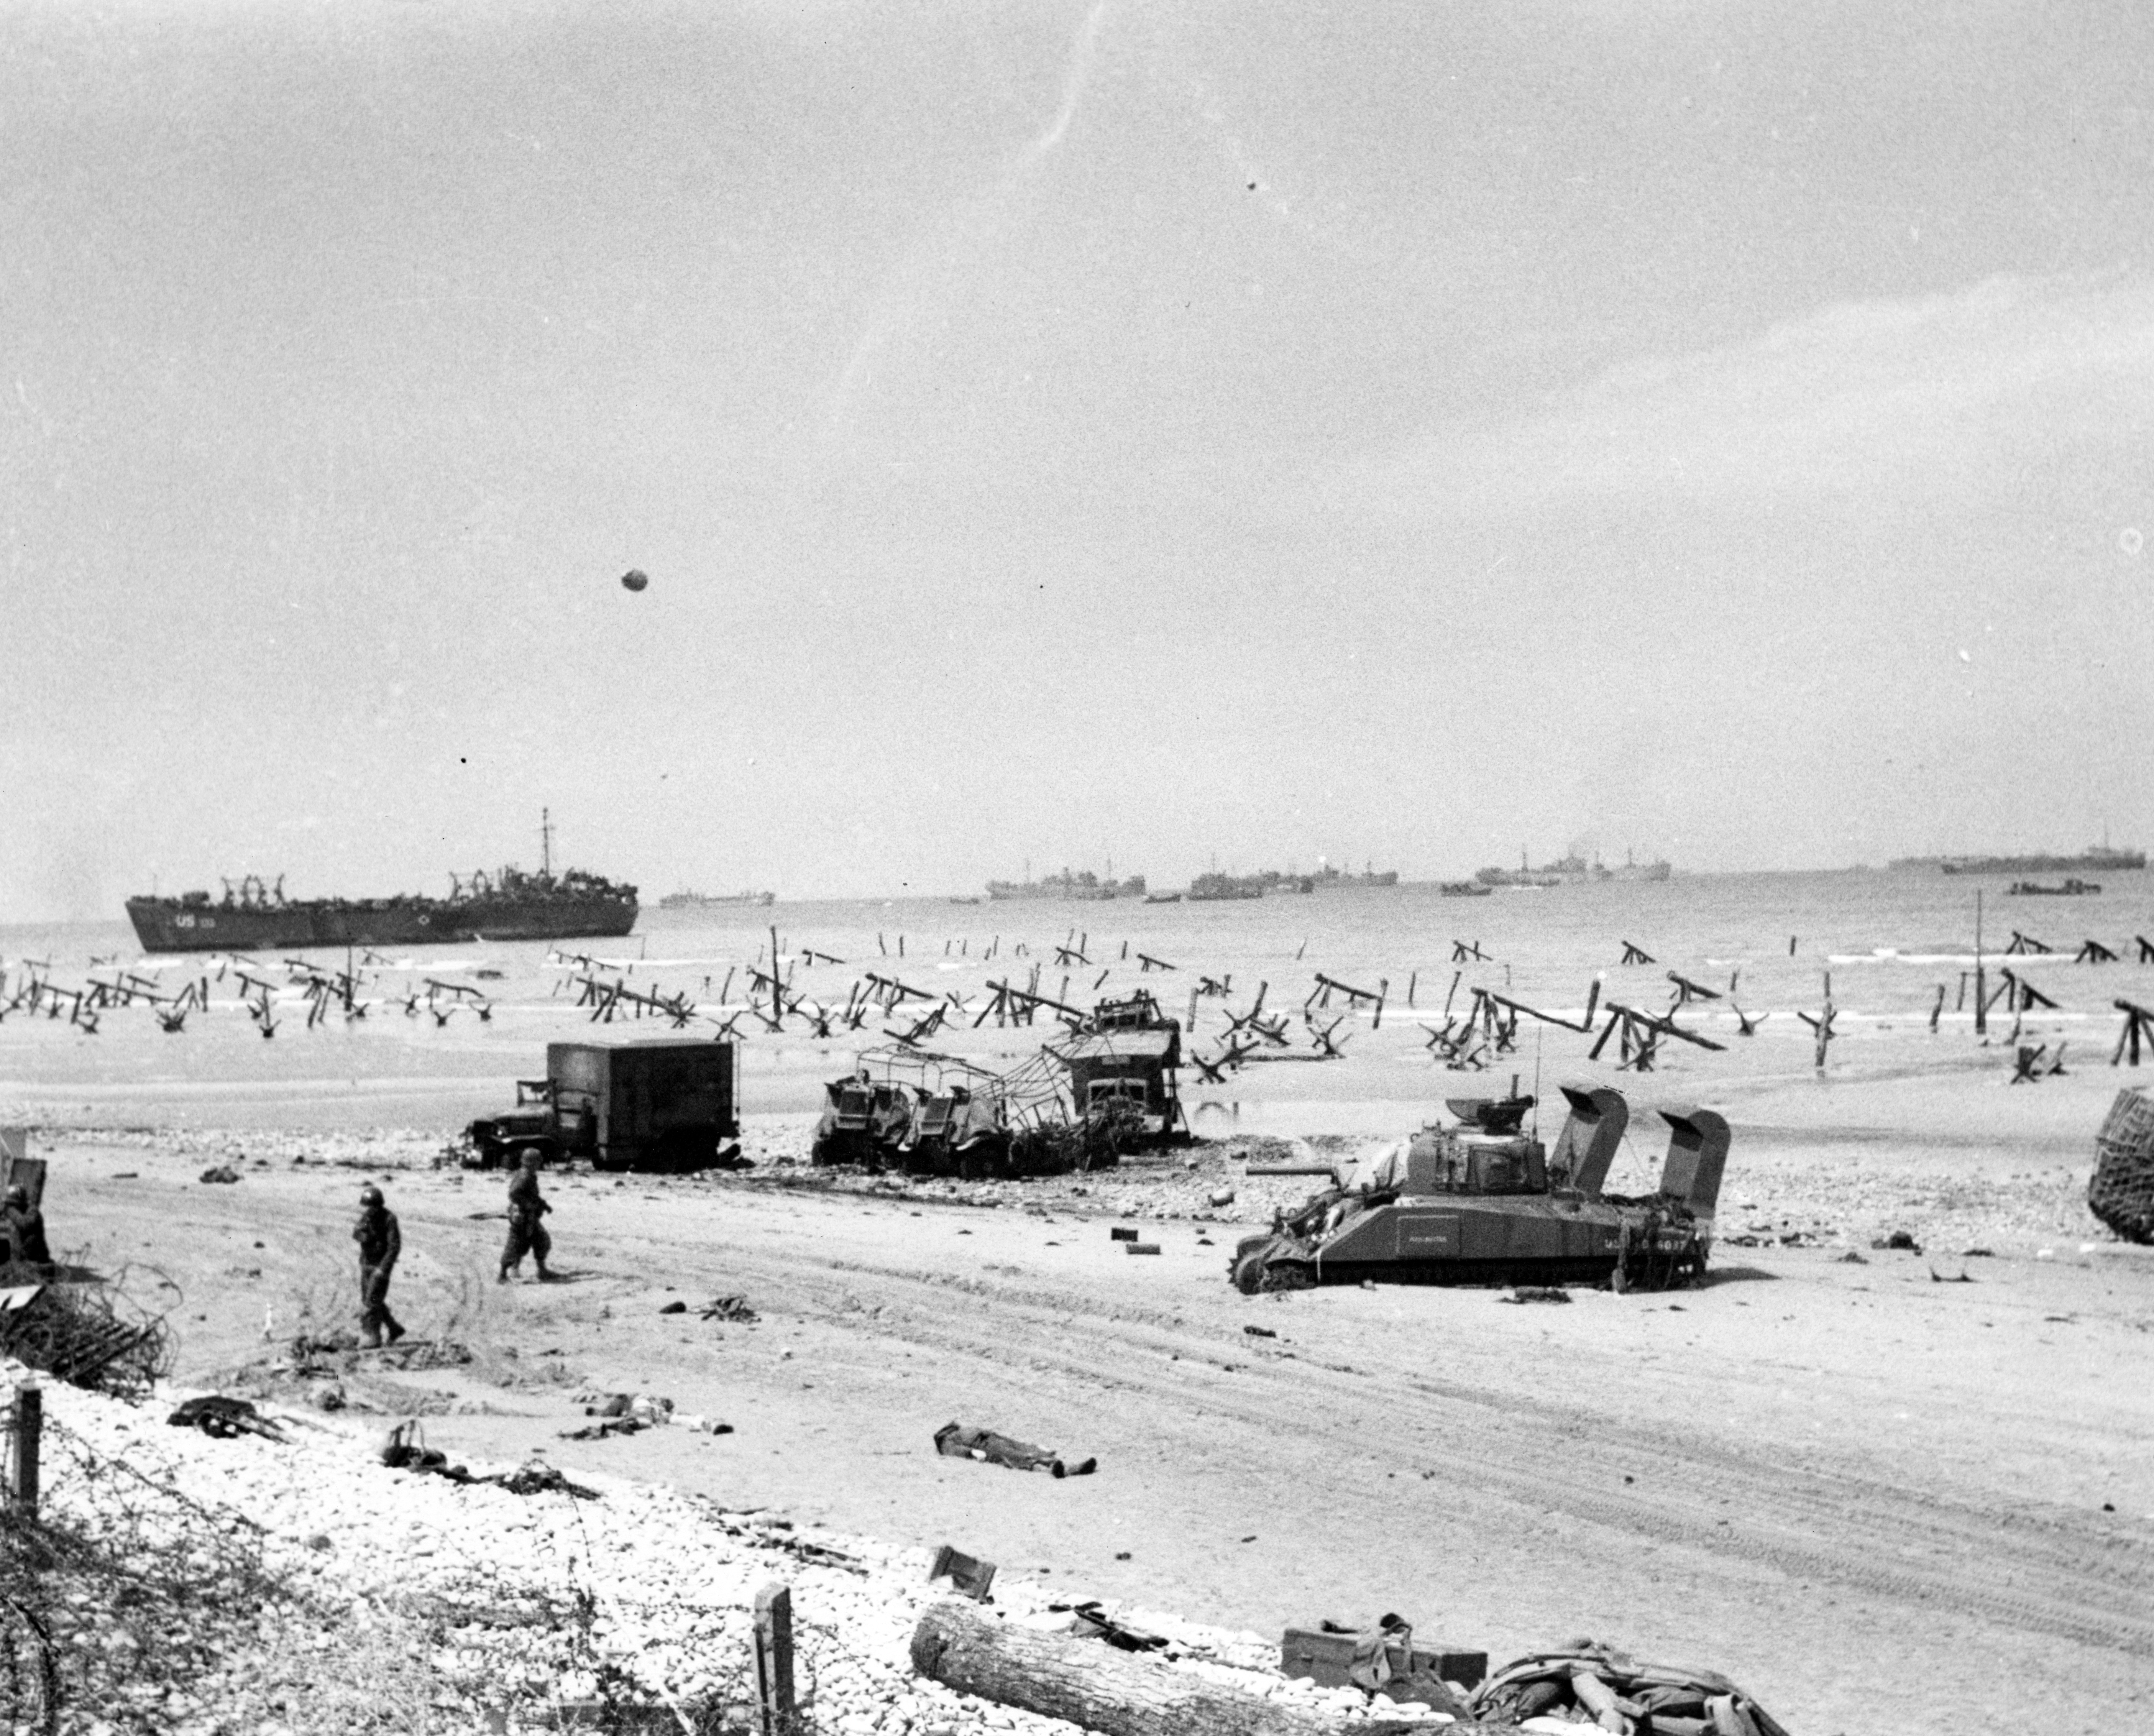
[1306,972,1387,1028]
[1989,968,2059,1015]
[1307,1015,1349,1059]
[2112,1000,2154,1066]
[1472,979,1601,1036]
[1451,940,1489,964]
[2005,930,2051,956]
[2077,938,2119,964]
[1731,1002,1767,1037]
[2011,1041,2067,1083]
[1589,1000,1723,1070]
[2138,937,2154,964]
[1621,941,1655,965]
[1137,952,1176,972]
[1666,971,1720,1008]
[1929,984,1945,1033]
[1796,993,1837,1071]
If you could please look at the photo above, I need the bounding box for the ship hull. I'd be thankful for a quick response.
[1939,851,2143,875]
[125,896,637,954]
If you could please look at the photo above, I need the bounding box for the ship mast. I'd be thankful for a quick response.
[540,808,553,878]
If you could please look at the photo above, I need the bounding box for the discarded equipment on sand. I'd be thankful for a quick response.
[1228,1085,1728,1294]
[462,1037,741,1172]
[812,994,1187,1177]
[812,1066,927,1170]
[2090,1086,2154,1243]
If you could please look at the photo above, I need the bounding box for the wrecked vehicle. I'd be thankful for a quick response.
[813,1048,1019,1176]
[464,1038,742,1173]
[1054,997,1187,1147]
[1229,1086,1727,1294]
[810,1072,917,1168]
[907,1085,1013,1179]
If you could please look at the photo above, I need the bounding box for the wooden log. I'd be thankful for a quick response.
[908,1599,1502,1736]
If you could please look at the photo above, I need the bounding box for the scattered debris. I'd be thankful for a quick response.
[658,1299,686,1315]
[491,1460,600,1500]
[1835,1250,1867,1263]
[1242,1324,1277,1339]
[560,1416,648,1442]
[934,1421,1095,1478]
[1469,1641,1790,1736]
[699,1294,759,1323]
[1503,1286,1572,1305]
[167,1394,286,1443]
[1064,1601,1167,1653]
[1930,1267,1975,1284]
[0,1277,171,1398]
[1872,1230,1922,1252]
[1125,1242,1160,1256]
[927,1543,996,1601]
[198,1166,241,1184]
[1110,1227,1138,1242]
[1282,1616,1480,1711]
[2090,1086,2154,1244]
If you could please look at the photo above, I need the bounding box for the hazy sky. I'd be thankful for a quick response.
[7,1,2152,916]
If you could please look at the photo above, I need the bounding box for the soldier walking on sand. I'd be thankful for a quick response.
[499,1147,554,1283]
[353,1184,406,1347]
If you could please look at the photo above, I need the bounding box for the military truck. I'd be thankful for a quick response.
[463,1037,741,1173]
[1230,1086,1727,1293]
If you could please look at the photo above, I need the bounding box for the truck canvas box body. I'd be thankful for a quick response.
[465,1038,741,1173]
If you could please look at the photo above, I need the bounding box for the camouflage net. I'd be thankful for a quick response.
[2088,1087,2154,1244]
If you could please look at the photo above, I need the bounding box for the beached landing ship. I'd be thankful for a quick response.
[125,812,637,953]
[125,864,638,953]
[1229,1086,1727,1294]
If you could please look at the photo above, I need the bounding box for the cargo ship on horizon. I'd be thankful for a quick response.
[1892,844,2146,875]
[1476,849,1672,888]
[986,868,1146,901]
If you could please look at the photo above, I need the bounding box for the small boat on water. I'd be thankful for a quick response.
[1143,893,1183,903]
[659,889,775,909]
[2007,878,2101,896]
[1439,880,1493,898]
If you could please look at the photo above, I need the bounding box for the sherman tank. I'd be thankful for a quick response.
[1229,1086,1727,1294]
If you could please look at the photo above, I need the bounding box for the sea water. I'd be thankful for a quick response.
[2,870,2148,1135]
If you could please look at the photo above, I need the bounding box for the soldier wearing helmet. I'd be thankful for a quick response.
[3,1185,51,1273]
[352,1184,406,1347]
[499,1148,554,1283]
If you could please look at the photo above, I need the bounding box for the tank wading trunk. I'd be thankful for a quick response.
[547,1039,739,1172]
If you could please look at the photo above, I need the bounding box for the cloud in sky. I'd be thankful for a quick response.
[1325,273,2154,519]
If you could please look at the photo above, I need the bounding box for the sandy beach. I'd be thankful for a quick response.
[8,1061,2148,1736]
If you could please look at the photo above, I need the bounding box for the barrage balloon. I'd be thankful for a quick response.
[620,569,649,593]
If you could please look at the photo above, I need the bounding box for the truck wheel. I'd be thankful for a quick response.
[1232,1250,1268,1295]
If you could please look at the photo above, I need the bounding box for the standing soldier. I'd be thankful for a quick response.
[499,1147,555,1283]
[3,1186,51,1274]
[353,1184,406,1347]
